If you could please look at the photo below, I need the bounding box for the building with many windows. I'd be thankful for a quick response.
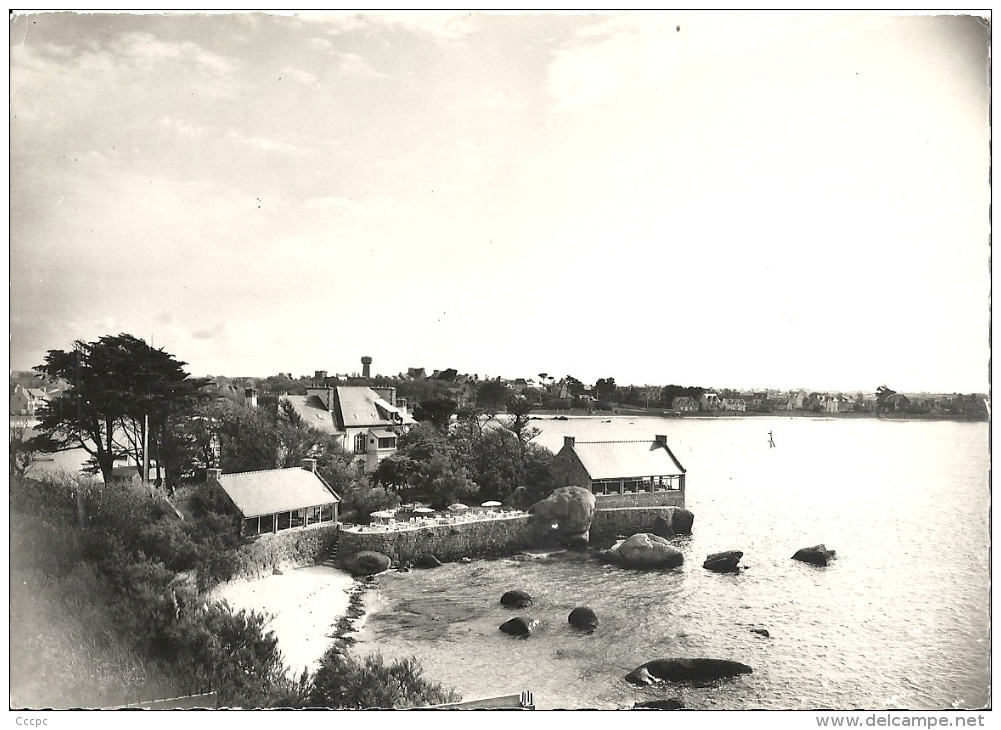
[208,459,340,537]
[280,385,415,471]
[550,435,687,508]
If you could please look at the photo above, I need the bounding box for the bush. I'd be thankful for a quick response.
[308,650,460,709]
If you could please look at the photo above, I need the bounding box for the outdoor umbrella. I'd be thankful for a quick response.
[447,503,470,512]
[481,501,502,508]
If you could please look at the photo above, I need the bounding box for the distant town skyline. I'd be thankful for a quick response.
[9,11,991,395]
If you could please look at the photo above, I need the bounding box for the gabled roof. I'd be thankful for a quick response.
[281,395,344,435]
[217,467,339,518]
[336,386,397,428]
[563,439,686,479]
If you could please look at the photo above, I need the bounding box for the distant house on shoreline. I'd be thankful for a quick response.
[699,392,720,412]
[280,385,415,471]
[10,385,56,416]
[671,396,697,412]
[550,435,686,508]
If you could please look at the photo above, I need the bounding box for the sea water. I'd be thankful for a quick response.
[351,416,990,710]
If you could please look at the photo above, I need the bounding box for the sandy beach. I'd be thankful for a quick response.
[209,564,358,676]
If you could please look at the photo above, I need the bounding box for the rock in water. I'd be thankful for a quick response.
[792,544,836,567]
[528,486,596,547]
[500,590,534,608]
[703,550,743,573]
[750,628,770,638]
[568,606,598,631]
[670,507,695,535]
[625,658,753,685]
[414,554,442,569]
[500,617,539,637]
[341,550,392,576]
[604,533,683,569]
[633,699,684,710]
[652,515,675,539]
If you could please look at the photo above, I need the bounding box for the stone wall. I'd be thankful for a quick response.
[336,506,688,565]
[594,491,685,509]
[228,523,340,580]
[590,506,678,544]
[338,514,536,565]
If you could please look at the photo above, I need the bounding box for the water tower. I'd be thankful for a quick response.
[361,356,372,378]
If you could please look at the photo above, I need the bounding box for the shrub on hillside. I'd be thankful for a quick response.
[308,651,460,709]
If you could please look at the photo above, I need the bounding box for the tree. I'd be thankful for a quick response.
[33,334,212,484]
[374,424,478,508]
[9,417,46,478]
[476,380,510,412]
[875,385,897,412]
[594,377,617,403]
[412,397,458,432]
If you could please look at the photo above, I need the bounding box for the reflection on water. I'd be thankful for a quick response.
[352,417,990,710]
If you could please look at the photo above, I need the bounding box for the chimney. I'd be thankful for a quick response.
[654,434,667,447]
[207,468,222,482]
[361,356,372,378]
[245,387,258,409]
[563,436,576,450]
[302,458,317,473]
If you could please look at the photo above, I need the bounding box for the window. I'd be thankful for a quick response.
[378,437,396,449]
[354,433,367,454]
[320,504,334,522]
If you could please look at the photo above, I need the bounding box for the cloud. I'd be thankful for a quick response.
[280,66,320,88]
[479,89,521,109]
[223,128,315,156]
[304,196,355,209]
[159,116,208,139]
[307,36,335,52]
[192,323,227,340]
[547,15,684,110]
[297,11,475,40]
[333,51,390,78]
[109,31,235,76]
[10,27,240,122]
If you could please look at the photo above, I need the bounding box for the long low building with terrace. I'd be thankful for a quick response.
[207,459,341,537]
[550,435,686,508]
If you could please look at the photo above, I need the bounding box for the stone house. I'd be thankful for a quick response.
[671,396,698,412]
[550,435,686,508]
[699,392,721,412]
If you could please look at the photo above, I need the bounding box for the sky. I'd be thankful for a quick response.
[8,11,991,393]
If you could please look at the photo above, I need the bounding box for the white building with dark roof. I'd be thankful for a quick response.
[280,385,415,471]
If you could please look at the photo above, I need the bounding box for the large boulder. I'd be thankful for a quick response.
[568,606,598,631]
[625,658,753,685]
[500,590,534,608]
[703,550,743,573]
[414,554,442,569]
[529,486,596,547]
[505,486,534,511]
[603,533,683,569]
[341,550,392,576]
[500,617,539,637]
[670,507,695,535]
[792,544,836,567]
[633,699,684,710]
[652,515,675,539]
